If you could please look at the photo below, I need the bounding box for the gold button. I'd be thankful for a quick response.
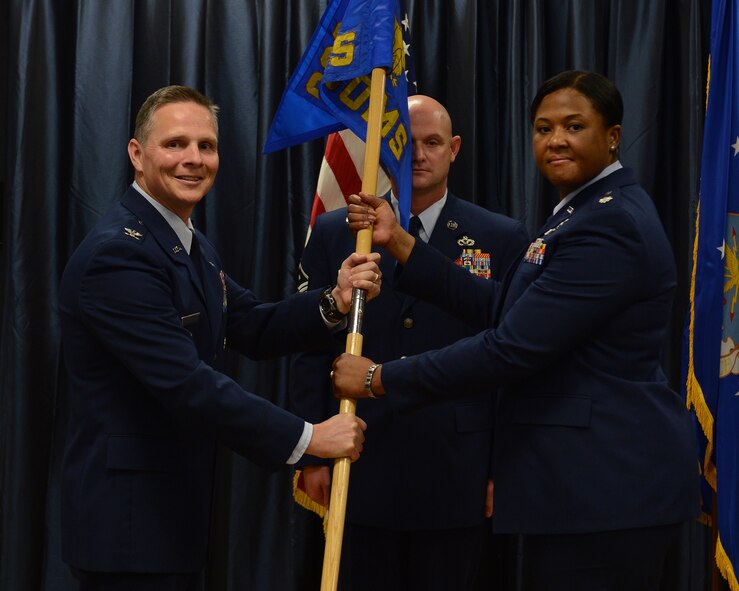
[403,317,414,329]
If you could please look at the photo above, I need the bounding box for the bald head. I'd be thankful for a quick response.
[406,95,461,211]
[408,95,454,138]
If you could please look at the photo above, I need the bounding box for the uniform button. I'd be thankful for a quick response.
[403,317,413,329]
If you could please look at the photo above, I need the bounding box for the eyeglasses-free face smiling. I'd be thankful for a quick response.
[532,88,621,199]
[128,101,219,222]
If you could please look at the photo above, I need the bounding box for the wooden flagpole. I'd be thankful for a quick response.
[320,66,386,591]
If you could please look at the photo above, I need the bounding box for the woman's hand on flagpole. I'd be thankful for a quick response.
[347,192,415,265]
[330,353,384,398]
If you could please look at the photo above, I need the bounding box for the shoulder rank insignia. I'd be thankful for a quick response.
[455,249,491,279]
[123,227,142,240]
[599,195,614,204]
[457,235,475,246]
[523,238,546,265]
[447,220,458,230]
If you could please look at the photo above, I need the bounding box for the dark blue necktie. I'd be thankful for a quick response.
[190,231,205,283]
[408,216,423,240]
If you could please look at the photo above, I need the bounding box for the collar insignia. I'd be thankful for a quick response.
[566,205,574,214]
[599,196,614,204]
[172,245,183,254]
[447,220,458,230]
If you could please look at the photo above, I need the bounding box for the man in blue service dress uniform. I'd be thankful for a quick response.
[290,95,529,590]
[58,86,379,591]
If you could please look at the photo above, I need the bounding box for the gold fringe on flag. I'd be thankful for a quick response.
[293,470,328,535]
[686,201,718,492]
[717,534,739,591]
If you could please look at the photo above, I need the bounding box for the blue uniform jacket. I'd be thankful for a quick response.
[290,193,529,530]
[381,168,700,534]
[59,187,333,572]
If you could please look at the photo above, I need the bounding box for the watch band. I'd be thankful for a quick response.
[364,363,381,398]
[320,286,345,323]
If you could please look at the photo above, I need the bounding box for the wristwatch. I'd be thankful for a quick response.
[319,286,346,323]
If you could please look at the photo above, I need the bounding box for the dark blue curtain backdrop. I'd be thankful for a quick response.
[0,1,715,590]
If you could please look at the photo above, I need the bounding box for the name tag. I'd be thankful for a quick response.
[181,312,200,327]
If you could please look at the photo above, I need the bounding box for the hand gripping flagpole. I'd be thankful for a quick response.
[320,66,386,591]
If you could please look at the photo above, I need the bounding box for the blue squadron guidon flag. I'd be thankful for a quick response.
[264,0,416,231]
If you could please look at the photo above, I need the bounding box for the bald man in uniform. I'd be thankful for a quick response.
[290,95,528,590]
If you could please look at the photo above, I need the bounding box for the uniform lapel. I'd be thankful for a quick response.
[120,187,212,309]
[192,230,226,324]
[498,168,635,320]
[533,167,635,239]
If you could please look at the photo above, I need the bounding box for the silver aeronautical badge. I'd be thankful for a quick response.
[544,217,571,236]
[123,227,142,240]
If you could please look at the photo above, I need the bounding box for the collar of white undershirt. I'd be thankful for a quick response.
[390,190,448,243]
[552,161,623,216]
[132,181,196,253]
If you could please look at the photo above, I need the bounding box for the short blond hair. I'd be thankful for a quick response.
[134,85,219,144]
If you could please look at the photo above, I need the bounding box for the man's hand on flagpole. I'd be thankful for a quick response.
[330,353,384,398]
[347,192,416,265]
[307,413,367,461]
[303,465,332,508]
[333,252,382,314]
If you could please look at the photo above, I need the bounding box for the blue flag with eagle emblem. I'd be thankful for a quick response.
[685,0,739,587]
[263,0,414,230]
